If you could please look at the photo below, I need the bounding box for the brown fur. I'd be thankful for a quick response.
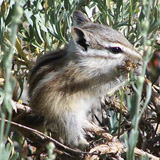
[29,11,142,149]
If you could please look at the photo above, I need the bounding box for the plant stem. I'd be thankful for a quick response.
[0,0,23,145]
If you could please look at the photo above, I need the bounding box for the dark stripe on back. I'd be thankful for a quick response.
[29,49,67,96]
[30,49,67,79]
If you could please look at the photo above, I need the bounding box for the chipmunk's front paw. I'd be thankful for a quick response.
[78,138,89,150]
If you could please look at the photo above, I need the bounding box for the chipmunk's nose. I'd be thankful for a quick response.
[136,52,142,61]
[125,47,142,61]
[121,45,142,61]
[131,48,142,61]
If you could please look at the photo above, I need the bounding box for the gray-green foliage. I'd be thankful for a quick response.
[125,0,155,159]
[0,1,22,160]
[46,142,56,160]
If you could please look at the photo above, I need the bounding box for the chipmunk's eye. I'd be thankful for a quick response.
[109,47,122,54]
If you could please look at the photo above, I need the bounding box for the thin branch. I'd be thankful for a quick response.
[0,118,92,156]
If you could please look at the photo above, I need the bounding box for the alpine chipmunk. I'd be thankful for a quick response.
[29,11,142,149]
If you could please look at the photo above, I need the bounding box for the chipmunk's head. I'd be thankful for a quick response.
[69,11,142,75]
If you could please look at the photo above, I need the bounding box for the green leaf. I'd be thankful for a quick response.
[0,88,4,105]
[24,9,33,26]
[0,142,12,160]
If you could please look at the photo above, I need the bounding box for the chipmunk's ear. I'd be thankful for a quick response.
[73,11,90,26]
[71,27,90,51]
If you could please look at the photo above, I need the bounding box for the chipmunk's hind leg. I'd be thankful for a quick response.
[58,111,89,150]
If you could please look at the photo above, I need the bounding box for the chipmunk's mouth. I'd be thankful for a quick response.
[116,59,142,74]
[123,59,143,76]
[124,59,137,72]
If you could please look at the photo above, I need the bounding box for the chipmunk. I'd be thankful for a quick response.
[29,11,142,150]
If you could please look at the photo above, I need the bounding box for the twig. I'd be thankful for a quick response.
[0,118,93,156]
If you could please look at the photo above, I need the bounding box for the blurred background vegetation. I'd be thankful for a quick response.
[0,0,159,159]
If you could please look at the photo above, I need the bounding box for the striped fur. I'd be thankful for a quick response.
[29,11,142,149]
